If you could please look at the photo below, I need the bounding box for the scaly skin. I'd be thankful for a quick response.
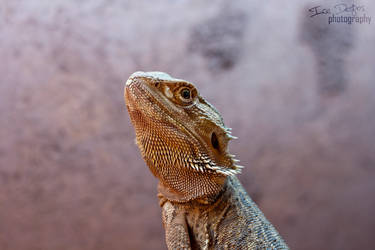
[124,71,289,249]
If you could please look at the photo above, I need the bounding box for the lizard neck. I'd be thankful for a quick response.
[157,176,228,204]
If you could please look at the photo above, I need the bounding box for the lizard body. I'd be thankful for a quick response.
[124,71,289,249]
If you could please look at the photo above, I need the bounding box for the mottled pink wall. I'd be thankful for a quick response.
[1,1,374,249]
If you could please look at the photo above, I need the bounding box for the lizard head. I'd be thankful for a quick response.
[124,71,242,201]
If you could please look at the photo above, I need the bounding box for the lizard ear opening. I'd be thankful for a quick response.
[211,132,220,151]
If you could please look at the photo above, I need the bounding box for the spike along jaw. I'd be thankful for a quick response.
[124,72,242,202]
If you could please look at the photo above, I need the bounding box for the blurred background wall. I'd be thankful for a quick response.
[1,0,374,249]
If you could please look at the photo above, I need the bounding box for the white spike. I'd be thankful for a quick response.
[207,165,220,170]
[190,164,198,171]
[217,169,235,176]
[215,170,227,175]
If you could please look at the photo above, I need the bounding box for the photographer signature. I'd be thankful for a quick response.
[309,3,365,18]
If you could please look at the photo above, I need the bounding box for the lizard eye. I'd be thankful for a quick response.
[180,88,191,100]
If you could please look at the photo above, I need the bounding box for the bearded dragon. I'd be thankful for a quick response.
[124,71,289,250]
